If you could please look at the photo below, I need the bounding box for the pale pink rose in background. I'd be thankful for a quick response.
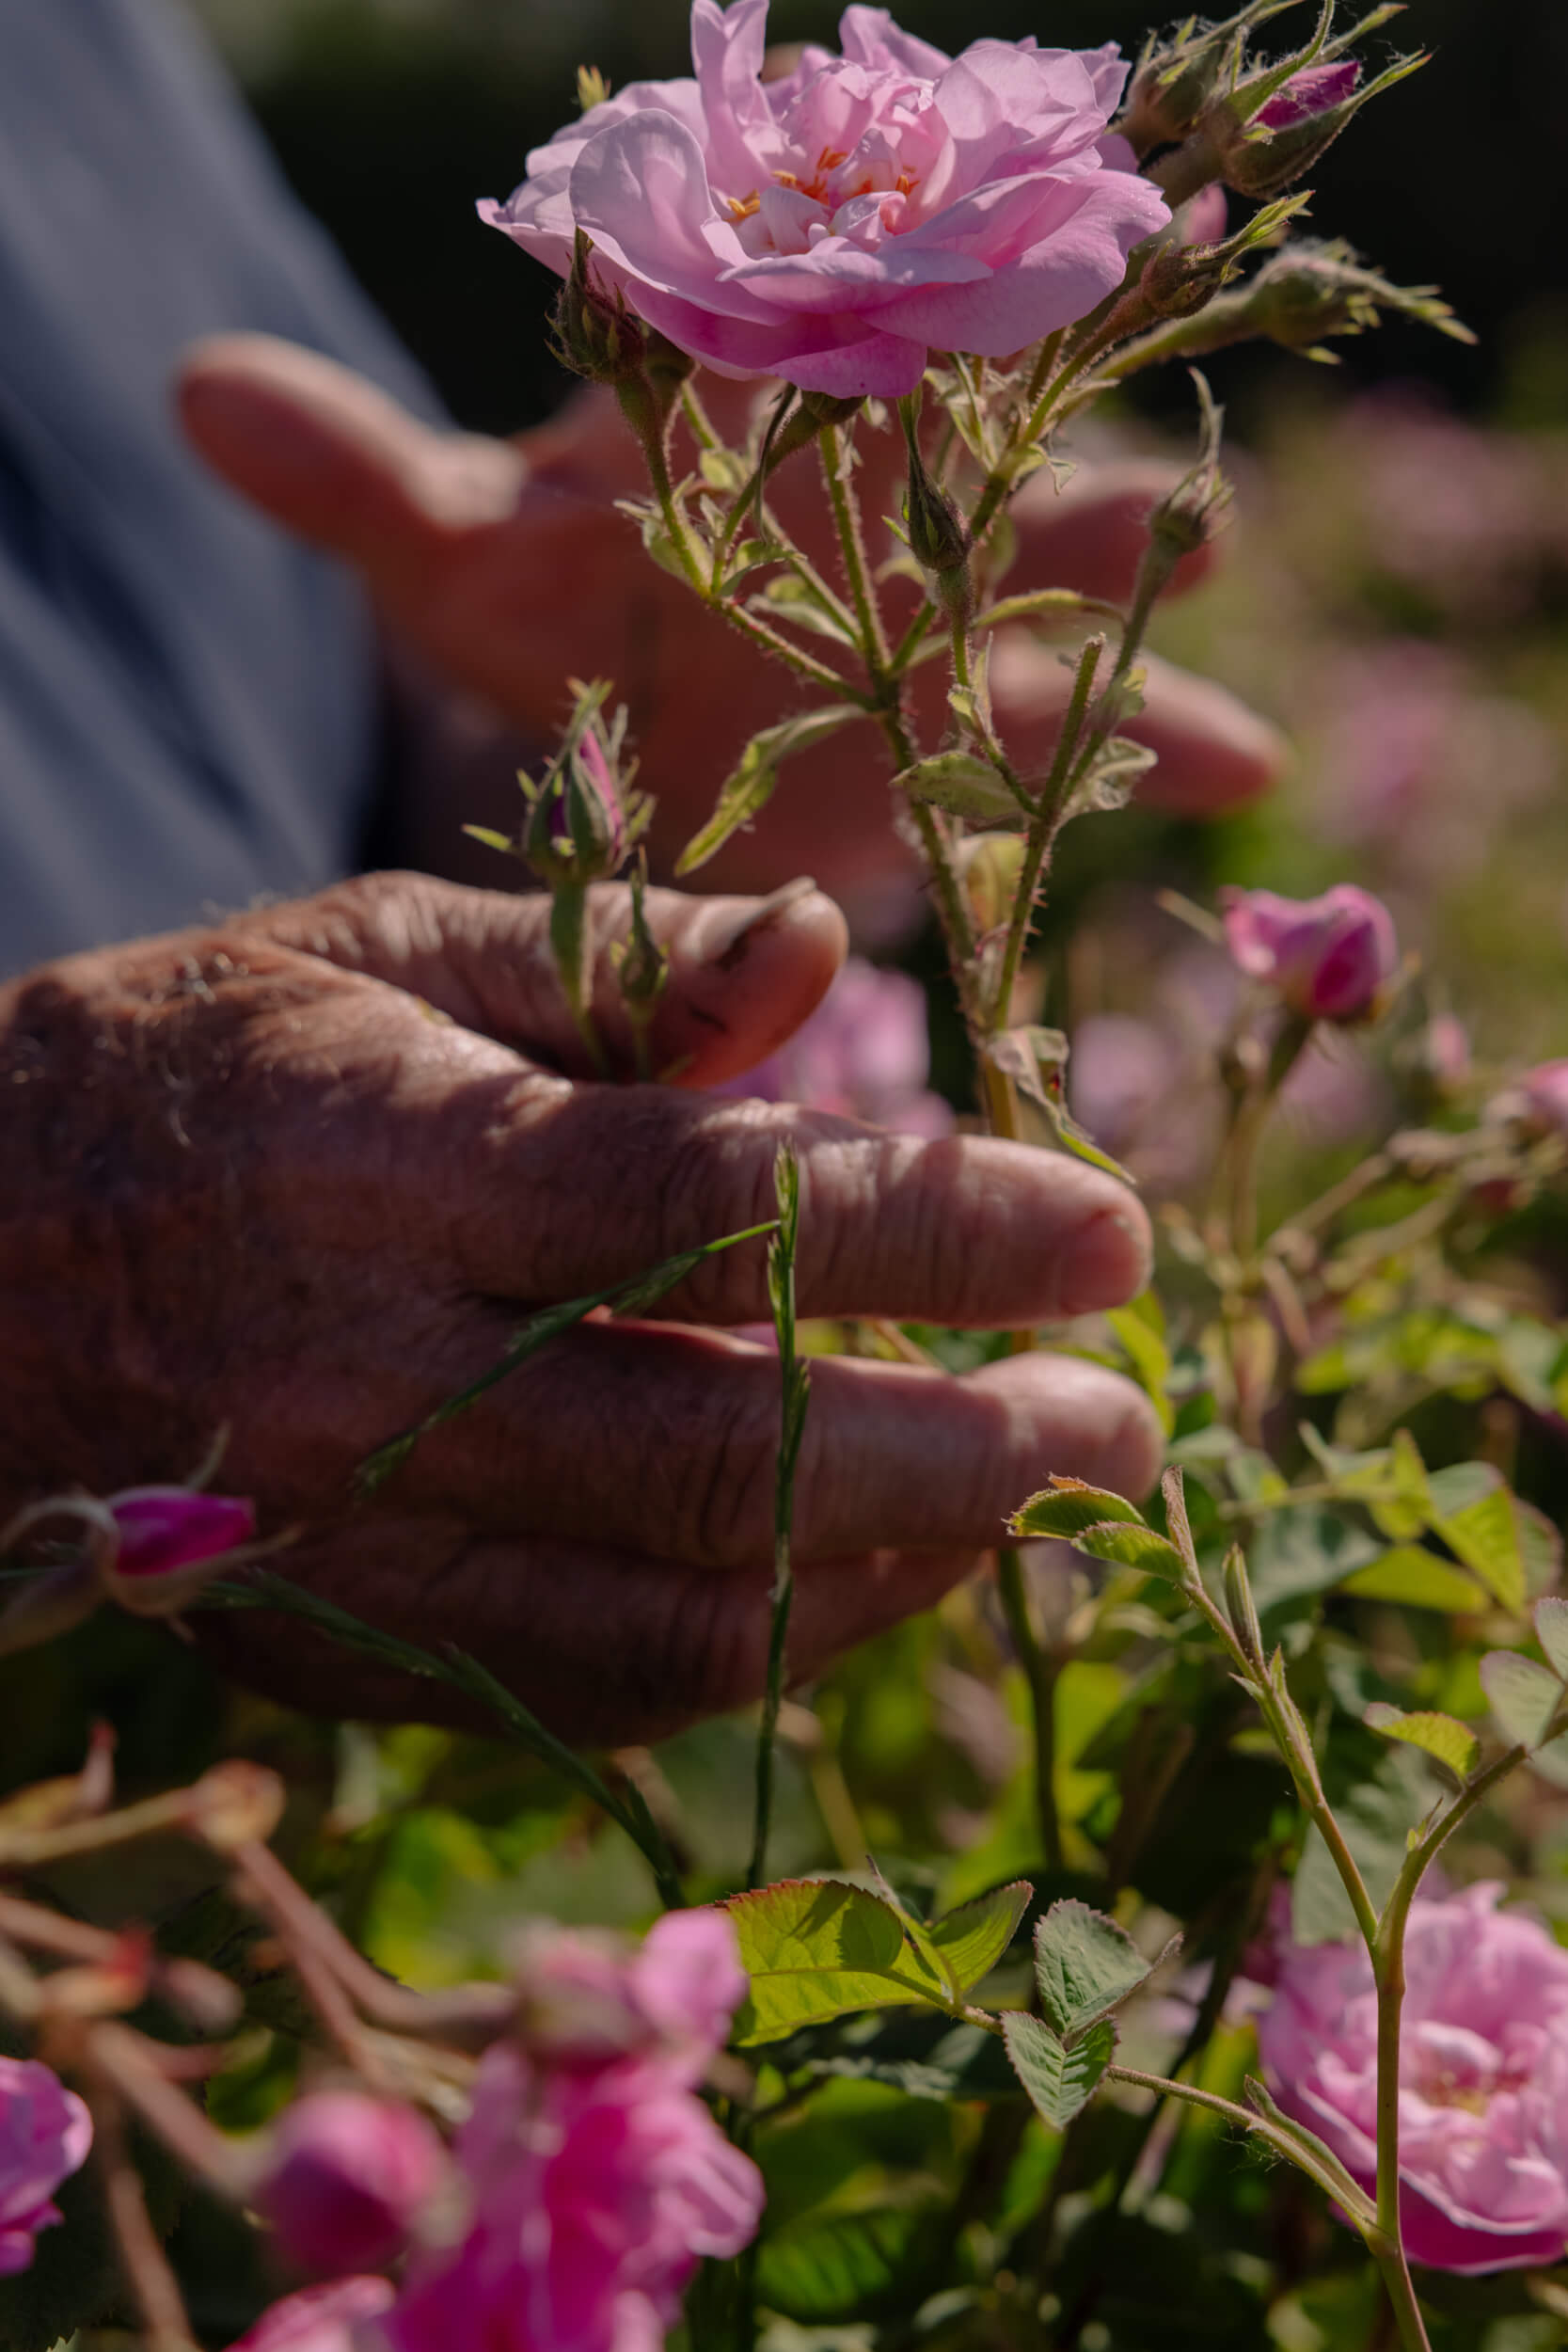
[480,0,1169,397]
[1068,1010,1214,1191]
[1177,183,1227,244]
[1221,883,1397,1022]
[720,955,951,1135]
[1277,1028,1386,1146]
[0,2058,91,2276]
[1255,60,1359,130]
[1307,644,1556,893]
[256,2092,447,2279]
[378,2040,763,2352]
[226,2277,396,2352]
[107,1489,257,1580]
[1258,1883,1568,2273]
[1344,392,1553,619]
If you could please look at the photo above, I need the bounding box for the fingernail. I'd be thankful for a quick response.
[701,878,819,971]
[1060,1208,1151,1316]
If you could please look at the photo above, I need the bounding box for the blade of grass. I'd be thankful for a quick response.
[355,1219,779,1496]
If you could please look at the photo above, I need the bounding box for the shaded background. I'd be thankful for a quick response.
[186,0,1568,438]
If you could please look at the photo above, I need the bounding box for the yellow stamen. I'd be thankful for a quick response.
[725,190,761,220]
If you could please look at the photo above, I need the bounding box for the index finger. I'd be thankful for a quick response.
[427,1078,1152,1328]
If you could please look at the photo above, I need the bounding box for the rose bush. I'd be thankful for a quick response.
[480,0,1170,395]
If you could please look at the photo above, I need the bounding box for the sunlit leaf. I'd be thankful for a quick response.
[1070,1522,1187,1580]
[1478,1651,1564,1752]
[1339,1549,1488,1613]
[1363,1703,1479,1788]
[1355,1427,1431,1542]
[1002,2011,1116,2130]
[924,1881,1031,1995]
[1032,1899,1153,2041]
[1009,1481,1146,1541]
[723,1879,948,2045]
[1107,1301,1174,1438]
[676,706,863,874]
[1433,1482,1527,1613]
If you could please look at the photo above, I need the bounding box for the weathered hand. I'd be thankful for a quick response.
[0,873,1161,1744]
[176,340,1287,915]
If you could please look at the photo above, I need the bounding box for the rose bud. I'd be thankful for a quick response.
[1221,884,1398,1023]
[1254,60,1361,130]
[256,2091,447,2279]
[108,1489,257,1580]
[0,2058,93,2276]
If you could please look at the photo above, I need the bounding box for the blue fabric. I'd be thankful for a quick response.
[0,0,445,972]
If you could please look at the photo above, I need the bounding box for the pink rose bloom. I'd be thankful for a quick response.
[1258,1883,1568,2273]
[719,956,950,1136]
[0,2058,92,2275]
[257,2092,448,2278]
[1220,883,1397,1023]
[376,2042,763,2352]
[1255,60,1359,130]
[480,0,1170,398]
[227,2278,396,2352]
[107,1488,257,1579]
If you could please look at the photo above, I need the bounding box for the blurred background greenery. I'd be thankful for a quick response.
[184,0,1568,437]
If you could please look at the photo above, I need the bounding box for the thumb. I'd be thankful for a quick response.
[175,332,527,587]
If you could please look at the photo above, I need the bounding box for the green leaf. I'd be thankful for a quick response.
[1071,1521,1188,1580]
[1107,1300,1175,1438]
[1339,1548,1488,1613]
[1536,1596,1568,1679]
[1356,1427,1432,1541]
[1008,1481,1146,1541]
[1432,1480,1527,1612]
[722,1879,949,2045]
[923,1881,1031,1995]
[1002,2010,1116,2129]
[1031,1899,1153,2041]
[1364,1703,1480,1788]
[769,2010,1022,2103]
[1478,1651,1564,1751]
[890,748,1024,825]
[755,2204,943,2324]
[676,705,863,874]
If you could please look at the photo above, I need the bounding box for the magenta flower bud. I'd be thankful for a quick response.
[257,2092,447,2279]
[1220,884,1398,1023]
[1255,60,1361,131]
[225,2277,396,2352]
[0,2058,93,2276]
[108,1488,257,1579]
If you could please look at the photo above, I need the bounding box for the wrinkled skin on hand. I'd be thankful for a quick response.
[0,875,1161,1744]
[177,342,1287,924]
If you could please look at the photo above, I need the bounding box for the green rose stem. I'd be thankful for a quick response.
[1164,1477,1449,2351]
[746,1148,810,1893]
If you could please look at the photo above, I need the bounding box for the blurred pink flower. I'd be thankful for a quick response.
[227,2277,395,2352]
[1255,60,1359,129]
[107,1489,257,1580]
[721,956,951,1135]
[515,1909,750,2075]
[379,2042,762,2352]
[257,2092,447,2279]
[1221,883,1397,1022]
[1345,392,1549,616]
[480,0,1168,398]
[0,2058,92,2276]
[1258,1883,1568,2273]
[1514,1059,1568,1136]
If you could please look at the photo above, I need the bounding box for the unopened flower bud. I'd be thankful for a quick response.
[549,230,649,388]
[1254,59,1360,129]
[107,1489,257,1581]
[899,411,971,617]
[1137,238,1234,323]
[1221,884,1398,1024]
[257,2092,448,2279]
[1144,373,1232,570]
[520,690,645,890]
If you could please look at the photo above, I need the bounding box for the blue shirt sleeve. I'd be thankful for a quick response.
[0,0,449,972]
